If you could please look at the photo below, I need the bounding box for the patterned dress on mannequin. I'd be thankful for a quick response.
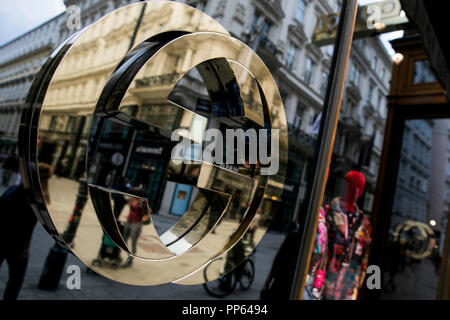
[324,197,371,300]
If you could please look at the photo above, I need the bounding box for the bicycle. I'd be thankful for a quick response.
[203,252,255,298]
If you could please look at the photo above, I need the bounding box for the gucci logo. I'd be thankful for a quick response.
[392,220,436,260]
[19,1,287,285]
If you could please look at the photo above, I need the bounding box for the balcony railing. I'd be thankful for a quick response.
[243,32,281,73]
[254,0,285,22]
[339,113,362,131]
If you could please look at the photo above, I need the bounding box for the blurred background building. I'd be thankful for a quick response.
[0,0,392,229]
[392,120,433,225]
[0,0,448,301]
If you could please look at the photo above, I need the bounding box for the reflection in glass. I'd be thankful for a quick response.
[21,1,287,287]
[381,119,449,299]
[413,60,437,84]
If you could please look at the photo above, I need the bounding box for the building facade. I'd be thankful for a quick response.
[0,0,392,224]
[0,13,66,152]
[392,120,433,226]
[427,119,450,253]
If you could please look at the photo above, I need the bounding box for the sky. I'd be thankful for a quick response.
[0,0,66,46]
[0,0,402,54]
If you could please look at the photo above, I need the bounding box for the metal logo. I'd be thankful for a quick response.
[19,1,287,285]
[392,220,436,260]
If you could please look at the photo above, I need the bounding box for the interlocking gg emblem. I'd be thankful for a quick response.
[19,1,287,285]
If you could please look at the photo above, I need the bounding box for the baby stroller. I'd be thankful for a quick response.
[91,222,124,269]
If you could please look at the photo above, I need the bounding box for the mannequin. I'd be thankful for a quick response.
[342,170,366,212]
[324,170,369,300]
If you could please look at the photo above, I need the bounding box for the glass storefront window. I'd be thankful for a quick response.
[6,0,348,300]
[380,119,449,299]
[413,60,437,84]
[3,0,449,301]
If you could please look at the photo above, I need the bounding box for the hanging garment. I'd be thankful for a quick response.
[324,197,371,300]
[304,207,329,300]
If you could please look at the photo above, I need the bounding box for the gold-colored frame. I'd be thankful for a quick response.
[19,1,287,285]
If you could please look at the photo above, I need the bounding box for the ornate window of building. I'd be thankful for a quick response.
[285,42,297,71]
[413,59,437,84]
[325,44,334,56]
[262,20,271,38]
[368,83,374,103]
[279,89,288,106]
[349,63,361,85]
[377,91,383,111]
[294,112,302,130]
[252,0,284,25]
[320,71,329,97]
[374,128,381,148]
[294,101,306,130]
[251,10,261,32]
[403,128,410,152]
[371,56,378,71]
[410,175,415,188]
[347,100,357,117]
[295,0,307,24]
[304,57,315,86]
[233,3,246,25]
[251,10,271,38]
[251,10,259,32]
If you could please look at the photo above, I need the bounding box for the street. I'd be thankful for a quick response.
[0,172,286,300]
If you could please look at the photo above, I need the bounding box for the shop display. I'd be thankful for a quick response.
[304,206,329,300]
[302,170,372,300]
[322,171,371,300]
[303,171,371,300]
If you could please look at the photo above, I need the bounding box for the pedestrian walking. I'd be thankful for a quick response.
[122,190,150,267]
[260,222,301,300]
[0,185,37,300]
[111,177,129,219]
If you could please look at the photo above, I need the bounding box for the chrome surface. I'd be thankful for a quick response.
[18,1,287,285]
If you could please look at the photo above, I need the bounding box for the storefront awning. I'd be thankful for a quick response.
[401,0,450,102]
